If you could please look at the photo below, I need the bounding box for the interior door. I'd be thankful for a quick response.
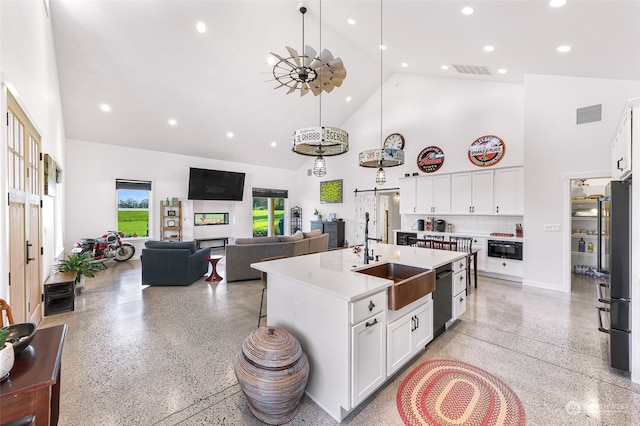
[7,92,42,323]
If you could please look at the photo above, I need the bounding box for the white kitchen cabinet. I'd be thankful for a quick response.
[351,311,386,407]
[416,175,451,214]
[386,298,433,376]
[451,171,494,215]
[611,102,634,181]
[399,177,417,214]
[493,167,524,215]
[486,257,523,278]
[451,257,467,321]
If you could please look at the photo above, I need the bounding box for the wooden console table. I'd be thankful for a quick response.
[1,324,67,426]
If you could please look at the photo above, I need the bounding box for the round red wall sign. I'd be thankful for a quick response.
[416,146,445,173]
[468,135,505,167]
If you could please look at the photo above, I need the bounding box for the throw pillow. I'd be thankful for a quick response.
[280,233,303,242]
[302,229,322,238]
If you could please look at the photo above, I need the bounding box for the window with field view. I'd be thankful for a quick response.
[252,188,288,237]
[116,179,151,237]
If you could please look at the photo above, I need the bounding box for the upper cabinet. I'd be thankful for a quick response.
[611,99,638,181]
[450,170,493,215]
[494,167,524,215]
[400,167,523,217]
[416,175,451,214]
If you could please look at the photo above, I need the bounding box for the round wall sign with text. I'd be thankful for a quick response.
[468,135,505,167]
[416,146,445,173]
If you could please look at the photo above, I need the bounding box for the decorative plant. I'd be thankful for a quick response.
[53,253,106,280]
[314,208,322,219]
[0,327,8,348]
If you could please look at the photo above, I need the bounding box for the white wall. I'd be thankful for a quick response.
[294,73,524,245]
[64,139,297,256]
[0,0,66,300]
[523,74,640,292]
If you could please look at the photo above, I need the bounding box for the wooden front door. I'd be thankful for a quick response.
[7,92,42,323]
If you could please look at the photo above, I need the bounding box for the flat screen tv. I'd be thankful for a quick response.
[188,167,245,201]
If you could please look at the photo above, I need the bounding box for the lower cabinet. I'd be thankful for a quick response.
[386,298,433,376]
[451,259,467,321]
[351,311,386,406]
[486,257,523,278]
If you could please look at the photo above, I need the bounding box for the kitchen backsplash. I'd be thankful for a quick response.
[401,214,523,236]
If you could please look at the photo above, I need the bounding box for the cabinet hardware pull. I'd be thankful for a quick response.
[411,316,416,332]
[496,206,499,213]
[617,157,624,171]
[459,297,464,302]
[26,241,36,264]
[415,316,419,329]
[502,262,506,267]
[368,301,375,311]
[366,318,378,327]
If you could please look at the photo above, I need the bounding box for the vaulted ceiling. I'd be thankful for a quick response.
[50,0,640,170]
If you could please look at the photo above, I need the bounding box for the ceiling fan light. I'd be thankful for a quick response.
[313,156,327,177]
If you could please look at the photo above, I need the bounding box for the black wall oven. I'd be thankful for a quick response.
[487,240,523,261]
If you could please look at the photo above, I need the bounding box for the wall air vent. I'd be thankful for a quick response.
[576,104,603,125]
[452,64,492,76]
[307,169,312,176]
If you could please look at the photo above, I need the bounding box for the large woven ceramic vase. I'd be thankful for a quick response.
[234,326,309,425]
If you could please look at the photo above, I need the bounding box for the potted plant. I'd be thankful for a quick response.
[0,327,13,380]
[314,208,322,220]
[53,253,106,292]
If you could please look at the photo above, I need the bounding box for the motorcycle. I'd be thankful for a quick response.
[72,231,136,262]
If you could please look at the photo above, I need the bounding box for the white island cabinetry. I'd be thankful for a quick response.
[252,245,465,422]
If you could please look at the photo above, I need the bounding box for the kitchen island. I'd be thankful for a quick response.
[251,243,466,422]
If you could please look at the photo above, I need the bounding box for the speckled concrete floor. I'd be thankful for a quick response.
[40,258,639,425]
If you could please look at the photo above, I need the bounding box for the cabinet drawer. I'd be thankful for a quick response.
[486,258,523,277]
[453,290,466,319]
[452,270,466,295]
[452,257,467,273]
[351,291,386,324]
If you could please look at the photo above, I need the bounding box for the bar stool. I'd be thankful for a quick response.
[257,255,288,327]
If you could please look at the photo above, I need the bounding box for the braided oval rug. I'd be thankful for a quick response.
[396,359,525,426]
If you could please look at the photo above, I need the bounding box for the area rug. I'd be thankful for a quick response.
[396,359,525,426]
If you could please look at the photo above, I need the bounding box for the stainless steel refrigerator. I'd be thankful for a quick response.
[597,180,631,371]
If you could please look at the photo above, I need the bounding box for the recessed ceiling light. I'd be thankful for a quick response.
[549,0,567,7]
[266,56,276,66]
[270,141,277,147]
[345,96,352,102]
[461,7,474,15]
[168,119,177,126]
[441,65,449,70]
[483,45,494,52]
[226,132,234,138]
[401,62,408,68]
[347,18,356,25]
[196,22,206,34]
[497,68,507,74]
[557,45,571,53]
[380,45,387,51]
[100,104,111,112]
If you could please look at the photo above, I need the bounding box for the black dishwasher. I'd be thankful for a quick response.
[432,265,453,339]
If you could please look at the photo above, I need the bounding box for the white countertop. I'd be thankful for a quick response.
[251,243,466,302]
[394,229,523,242]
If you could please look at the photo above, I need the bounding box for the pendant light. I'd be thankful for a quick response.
[358,0,404,182]
[313,153,327,177]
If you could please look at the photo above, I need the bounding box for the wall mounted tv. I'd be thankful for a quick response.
[188,167,245,201]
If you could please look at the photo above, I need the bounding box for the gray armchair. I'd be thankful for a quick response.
[141,240,209,286]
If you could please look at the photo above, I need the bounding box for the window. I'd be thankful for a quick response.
[252,188,288,237]
[116,179,151,237]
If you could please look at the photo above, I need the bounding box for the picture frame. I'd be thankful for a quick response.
[320,179,343,204]
[167,210,177,216]
[167,220,176,227]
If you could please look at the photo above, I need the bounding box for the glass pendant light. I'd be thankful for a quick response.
[313,155,327,177]
[376,163,386,184]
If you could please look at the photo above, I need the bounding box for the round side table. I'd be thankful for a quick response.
[205,255,224,282]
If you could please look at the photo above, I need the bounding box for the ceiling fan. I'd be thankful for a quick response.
[269,6,347,97]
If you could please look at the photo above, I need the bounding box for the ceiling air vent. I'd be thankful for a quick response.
[452,64,492,76]
[576,104,603,125]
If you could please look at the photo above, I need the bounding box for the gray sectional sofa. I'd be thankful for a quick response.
[224,229,329,282]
